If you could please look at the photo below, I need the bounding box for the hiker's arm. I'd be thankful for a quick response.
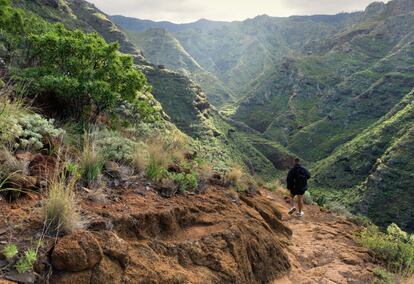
[286,169,294,189]
[304,168,311,179]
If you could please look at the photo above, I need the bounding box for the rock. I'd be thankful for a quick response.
[7,175,37,190]
[51,270,92,284]
[96,232,130,268]
[51,231,103,272]
[104,161,121,179]
[15,151,32,162]
[28,154,58,183]
[0,279,17,284]
[4,272,35,284]
[167,164,181,173]
[90,257,122,284]
[157,178,178,198]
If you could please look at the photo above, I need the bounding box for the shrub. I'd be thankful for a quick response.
[15,248,37,274]
[42,173,83,234]
[79,132,103,186]
[14,113,65,150]
[264,179,282,192]
[225,165,244,187]
[197,162,214,182]
[0,88,28,146]
[372,267,395,284]
[303,191,313,205]
[357,224,414,276]
[145,161,167,182]
[0,88,64,150]
[95,130,137,162]
[169,172,198,193]
[2,244,18,260]
[17,24,151,122]
[131,143,149,173]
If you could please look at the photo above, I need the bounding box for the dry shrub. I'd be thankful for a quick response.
[42,173,84,234]
[131,144,149,173]
[147,138,171,168]
[264,179,283,192]
[0,148,27,178]
[225,165,244,187]
[198,162,214,181]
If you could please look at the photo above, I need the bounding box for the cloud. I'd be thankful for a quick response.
[86,0,389,23]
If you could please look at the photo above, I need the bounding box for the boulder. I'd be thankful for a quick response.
[51,231,103,272]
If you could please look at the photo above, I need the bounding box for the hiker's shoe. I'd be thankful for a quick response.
[288,207,297,215]
[296,211,304,217]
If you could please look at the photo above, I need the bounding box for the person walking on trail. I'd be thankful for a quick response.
[286,158,311,217]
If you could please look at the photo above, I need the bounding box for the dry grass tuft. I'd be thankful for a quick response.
[42,173,84,234]
[131,144,149,173]
[225,165,244,187]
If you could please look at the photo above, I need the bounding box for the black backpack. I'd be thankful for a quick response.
[294,167,308,189]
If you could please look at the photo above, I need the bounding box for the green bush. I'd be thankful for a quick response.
[95,130,140,162]
[14,113,65,150]
[0,0,156,123]
[145,161,167,182]
[15,248,37,274]
[18,24,151,121]
[2,243,18,260]
[357,224,414,276]
[169,172,198,193]
[303,191,313,205]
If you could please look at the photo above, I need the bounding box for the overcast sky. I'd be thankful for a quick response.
[86,0,389,23]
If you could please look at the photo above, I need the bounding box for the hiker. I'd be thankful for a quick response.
[286,158,311,217]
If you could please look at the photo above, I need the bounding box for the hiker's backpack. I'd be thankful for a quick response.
[294,167,308,189]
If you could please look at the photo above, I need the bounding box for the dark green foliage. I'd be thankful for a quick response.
[1,1,156,123]
[358,224,414,276]
[169,171,198,192]
[17,25,150,120]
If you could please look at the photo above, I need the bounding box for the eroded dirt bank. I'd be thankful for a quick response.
[0,184,294,283]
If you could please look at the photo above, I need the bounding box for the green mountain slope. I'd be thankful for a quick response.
[125,28,235,106]
[234,1,414,162]
[113,13,361,106]
[17,0,292,178]
[312,89,414,231]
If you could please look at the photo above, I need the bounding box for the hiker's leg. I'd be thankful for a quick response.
[290,193,296,208]
[288,193,297,215]
[297,195,304,213]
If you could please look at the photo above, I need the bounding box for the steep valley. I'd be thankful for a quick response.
[1,0,414,283]
[113,0,414,233]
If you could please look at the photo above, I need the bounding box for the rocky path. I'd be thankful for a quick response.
[267,191,377,284]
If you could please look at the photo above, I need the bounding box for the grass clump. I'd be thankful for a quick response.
[131,143,149,173]
[42,173,83,234]
[357,223,414,277]
[225,165,244,187]
[224,165,257,192]
[79,132,103,186]
[144,135,187,182]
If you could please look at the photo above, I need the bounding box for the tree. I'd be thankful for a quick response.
[17,24,152,121]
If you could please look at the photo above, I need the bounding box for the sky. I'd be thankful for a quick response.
[86,0,389,23]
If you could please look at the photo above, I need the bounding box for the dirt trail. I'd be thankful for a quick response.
[266,191,377,284]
